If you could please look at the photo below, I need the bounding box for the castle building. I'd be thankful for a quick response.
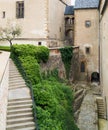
[64,5,74,46]
[74,0,99,81]
[0,0,70,47]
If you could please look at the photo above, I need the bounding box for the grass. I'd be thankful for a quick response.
[0,46,11,52]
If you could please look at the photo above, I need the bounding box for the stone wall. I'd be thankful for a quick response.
[40,51,66,79]
[0,51,10,130]
[74,9,99,81]
[69,47,80,82]
[40,47,80,82]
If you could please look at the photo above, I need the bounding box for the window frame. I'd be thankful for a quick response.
[38,42,42,46]
[85,47,90,54]
[80,61,85,73]
[3,11,5,18]
[85,20,91,28]
[16,1,24,19]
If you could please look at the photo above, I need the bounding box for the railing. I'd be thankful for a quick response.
[65,24,74,30]
[11,55,39,130]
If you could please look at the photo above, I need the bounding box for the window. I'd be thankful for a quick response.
[38,42,42,46]
[3,11,5,18]
[85,20,91,27]
[85,47,90,54]
[59,27,61,32]
[80,62,85,72]
[16,1,24,18]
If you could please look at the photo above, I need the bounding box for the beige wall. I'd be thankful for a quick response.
[0,0,71,47]
[74,9,99,80]
[0,0,48,39]
[48,0,71,47]
[48,0,65,40]
[100,0,108,118]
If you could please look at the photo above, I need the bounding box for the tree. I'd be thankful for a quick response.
[0,24,21,46]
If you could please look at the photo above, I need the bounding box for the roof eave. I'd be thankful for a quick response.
[74,7,98,10]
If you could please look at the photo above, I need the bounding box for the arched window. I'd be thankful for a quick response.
[80,62,85,72]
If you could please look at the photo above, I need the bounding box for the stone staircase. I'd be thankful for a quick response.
[96,97,106,119]
[6,59,36,130]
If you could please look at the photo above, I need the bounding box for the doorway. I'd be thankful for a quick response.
[91,72,100,82]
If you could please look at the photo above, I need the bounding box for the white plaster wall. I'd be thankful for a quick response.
[0,51,10,130]
[0,40,48,47]
[100,4,108,118]
[48,0,66,40]
[0,0,48,39]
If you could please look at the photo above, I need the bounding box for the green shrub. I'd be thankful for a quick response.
[33,77,79,130]
[11,44,79,130]
[11,44,37,57]
[19,56,41,84]
[11,44,49,63]
[35,46,49,63]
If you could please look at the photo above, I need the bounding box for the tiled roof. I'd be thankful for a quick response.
[74,0,99,9]
[64,6,74,15]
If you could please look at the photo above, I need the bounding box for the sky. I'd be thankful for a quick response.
[71,0,75,5]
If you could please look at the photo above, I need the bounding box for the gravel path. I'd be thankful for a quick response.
[77,91,98,130]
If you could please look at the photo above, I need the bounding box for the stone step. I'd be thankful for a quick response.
[96,97,106,119]
[9,82,25,86]
[98,106,105,109]
[9,69,19,72]
[7,117,34,125]
[9,77,24,81]
[8,99,32,106]
[8,103,32,110]
[99,114,105,116]
[9,74,22,78]
[97,101,104,104]
[7,59,36,130]
[9,86,27,90]
[15,126,36,130]
[9,84,26,89]
[7,112,33,120]
[9,73,22,76]
[74,89,84,99]
[9,72,21,75]
[9,70,19,73]
[9,81,26,86]
[9,79,25,84]
[98,113,104,116]
[6,121,35,130]
[8,98,31,102]
[98,110,105,113]
[9,69,20,72]
[7,108,32,115]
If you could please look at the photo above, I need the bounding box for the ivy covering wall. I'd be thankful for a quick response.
[59,46,73,79]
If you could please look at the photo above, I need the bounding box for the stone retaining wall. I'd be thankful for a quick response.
[40,53,66,79]
[0,51,10,130]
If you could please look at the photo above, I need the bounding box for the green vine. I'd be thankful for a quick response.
[59,46,73,79]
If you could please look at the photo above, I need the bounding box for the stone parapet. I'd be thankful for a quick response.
[0,51,10,130]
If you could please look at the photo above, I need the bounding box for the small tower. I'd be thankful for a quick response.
[74,0,99,82]
[64,6,74,46]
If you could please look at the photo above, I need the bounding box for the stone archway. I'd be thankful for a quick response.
[91,72,100,82]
